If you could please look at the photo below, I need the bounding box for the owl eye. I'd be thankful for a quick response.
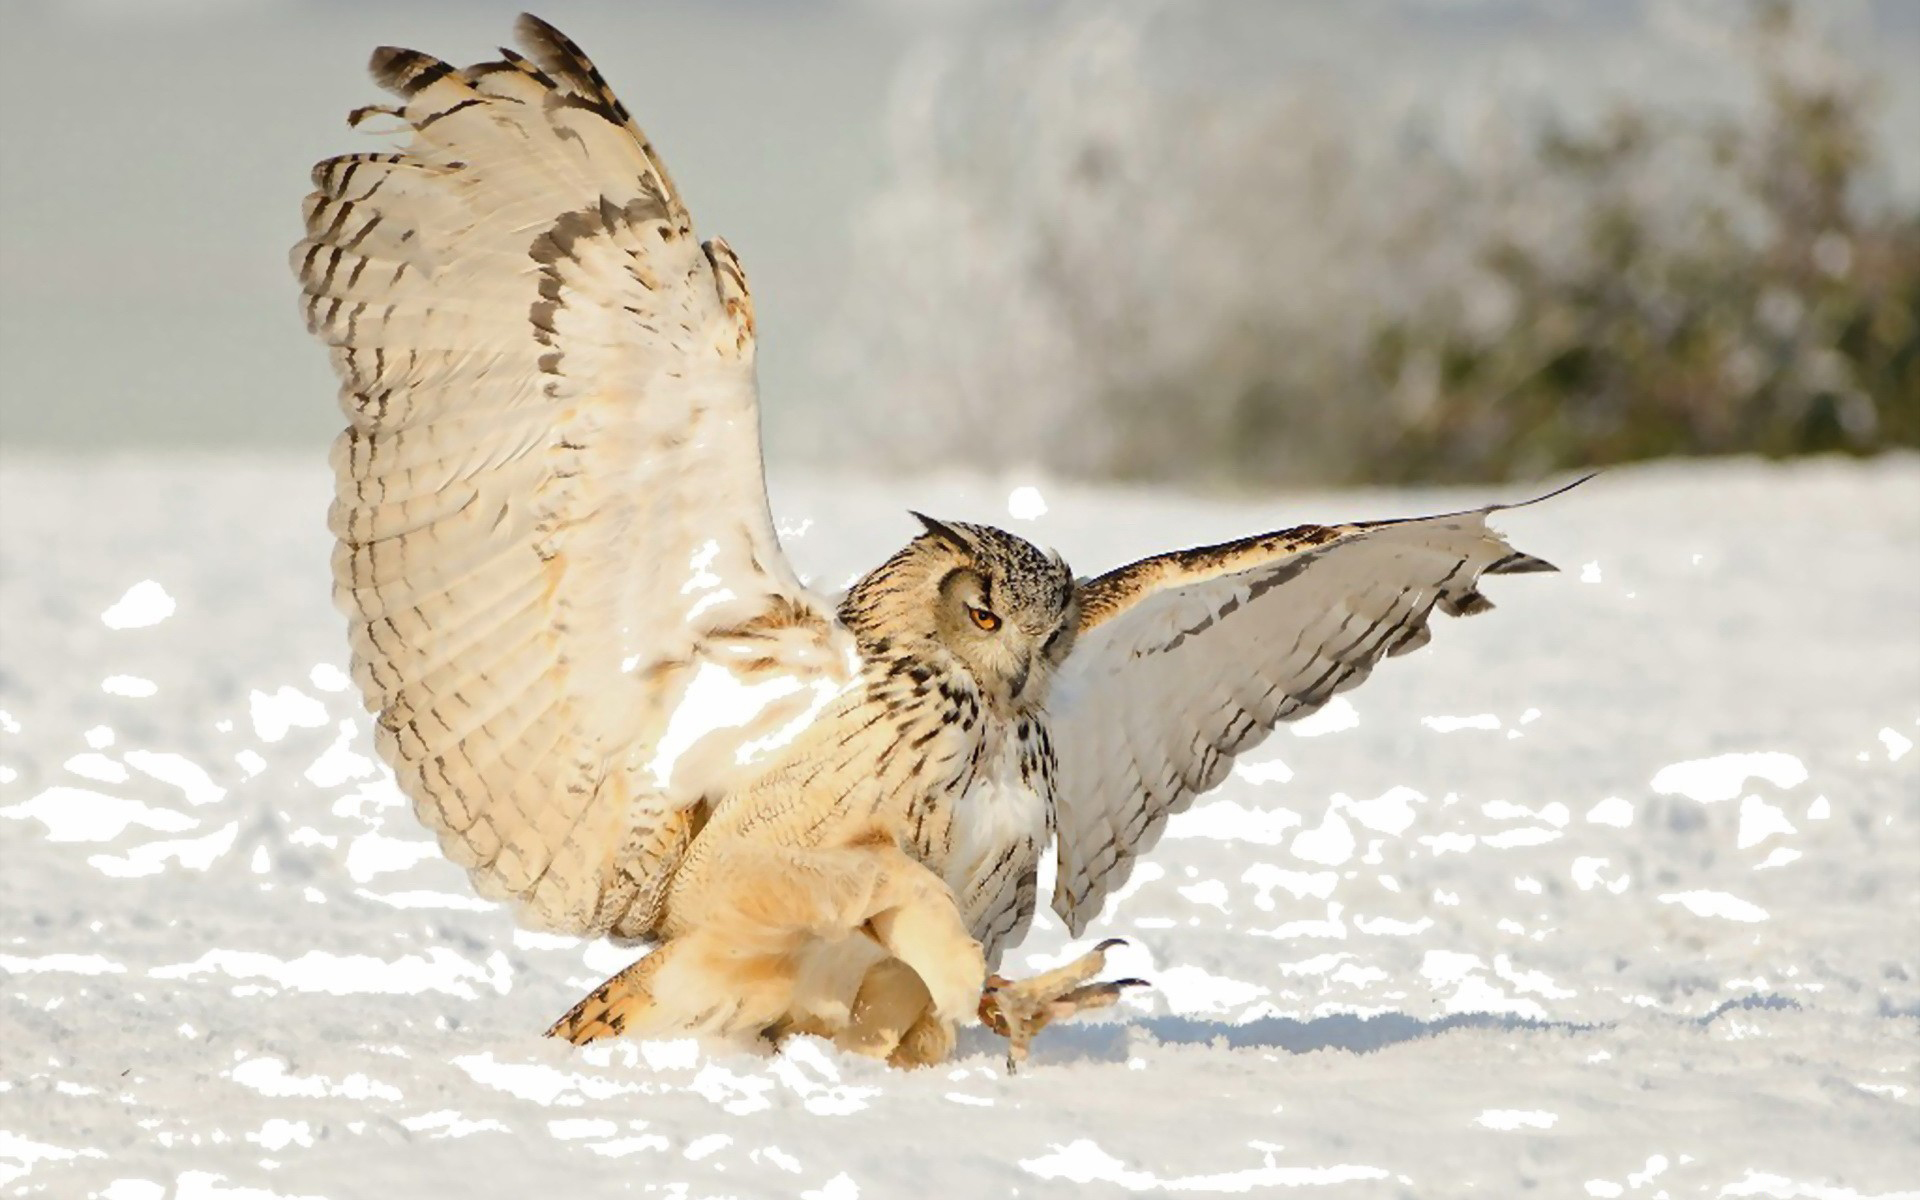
[967,605,1002,632]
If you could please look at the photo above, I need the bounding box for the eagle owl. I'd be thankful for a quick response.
[293,15,1568,1068]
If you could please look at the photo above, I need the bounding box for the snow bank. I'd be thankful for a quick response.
[1,454,1914,1196]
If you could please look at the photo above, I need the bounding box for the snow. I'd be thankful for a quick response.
[1007,485,1049,521]
[1652,752,1811,805]
[1,453,1916,1197]
[99,582,176,631]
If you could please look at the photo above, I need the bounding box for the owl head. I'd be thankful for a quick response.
[839,514,1079,710]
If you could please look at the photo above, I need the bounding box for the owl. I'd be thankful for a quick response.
[293,15,1573,1069]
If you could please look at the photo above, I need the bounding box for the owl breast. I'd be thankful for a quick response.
[939,716,1056,966]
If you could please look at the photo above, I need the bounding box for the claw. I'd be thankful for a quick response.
[977,941,1149,1072]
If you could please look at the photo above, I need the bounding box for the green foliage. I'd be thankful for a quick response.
[845,3,1917,486]
[1253,3,1920,484]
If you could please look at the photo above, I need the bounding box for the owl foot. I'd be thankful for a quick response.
[976,938,1147,1072]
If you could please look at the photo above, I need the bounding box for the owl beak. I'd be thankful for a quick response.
[1013,645,1053,699]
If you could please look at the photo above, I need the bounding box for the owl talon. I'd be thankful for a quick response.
[977,941,1148,1072]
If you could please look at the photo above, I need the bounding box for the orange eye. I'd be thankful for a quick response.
[968,606,1001,632]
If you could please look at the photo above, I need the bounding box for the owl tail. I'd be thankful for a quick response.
[545,929,795,1046]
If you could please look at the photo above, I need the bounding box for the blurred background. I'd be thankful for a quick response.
[1,0,1915,487]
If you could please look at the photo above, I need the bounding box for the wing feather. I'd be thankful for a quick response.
[294,17,851,936]
[1048,487,1574,934]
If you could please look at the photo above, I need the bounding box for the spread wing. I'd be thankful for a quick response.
[293,16,853,938]
[1047,483,1581,934]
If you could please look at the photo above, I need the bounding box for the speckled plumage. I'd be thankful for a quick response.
[294,15,1568,1067]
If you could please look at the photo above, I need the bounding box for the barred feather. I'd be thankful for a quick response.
[292,16,849,937]
[1047,486,1575,934]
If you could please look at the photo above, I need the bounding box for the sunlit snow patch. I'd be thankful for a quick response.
[1476,1109,1557,1131]
[1423,713,1500,732]
[229,1056,402,1103]
[1,786,196,842]
[1571,856,1630,893]
[1254,901,1348,942]
[124,750,225,806]
[100,580,176,629]
[1736,794,1796,849]
[684,1063,774,1117]
[250,686,331,742]
[309,663,352,692]
[802,1174,861,1200]
[172,1173,325,1200]
[65,752,128,784]
[1482,799,1569,827]
[1658,890,1769,922]
[454,1051,647,1106]
[1585,797,1635,827]
[0,953,125,975]
[1166,800,1301,845]
[1715,1169,1890,1198]
[1879,727,1913,762]
[1650,752,1806,804]
[1290,809,1356,865]
[345,831,439,883]
[331,777,407,821]
[1484,828,1562,850]
[248,1119,315,1152]
[306,721,378,787]
[1144,963,1267,1013]
[1020,1141,1152,1190]
[1289,696,1358,737]
[356,889,496,913]
[1020,1139,1389,1190]
[402,1111,511,1140]
[769,1038,881,1115]
[1232,755,1293,785]
[1007,485,1048,519]
[513,929,581,952]
[0,1132,105,1189]
[89,821,237,878]
[1420,950,1548,1018]
[156,948,512,999]
[102,675,158,698]
[1344,787,1421,835]
[1178,878,1231,911]
[1243,864,1339,909]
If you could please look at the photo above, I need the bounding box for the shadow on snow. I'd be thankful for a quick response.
[953,993,1806,1067]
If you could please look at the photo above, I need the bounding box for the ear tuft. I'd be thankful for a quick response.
[909,511,971,552]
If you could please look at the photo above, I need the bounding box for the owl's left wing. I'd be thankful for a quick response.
[1047,484,1579,934]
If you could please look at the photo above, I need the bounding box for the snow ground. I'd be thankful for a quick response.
[1,453,1916,1199]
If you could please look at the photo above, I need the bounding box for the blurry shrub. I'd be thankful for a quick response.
[836,2,1918,486]
[1359,2,1918,482]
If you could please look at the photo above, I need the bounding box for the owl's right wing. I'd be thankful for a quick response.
[293,16,855,938]
[1046,484,1581,935]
